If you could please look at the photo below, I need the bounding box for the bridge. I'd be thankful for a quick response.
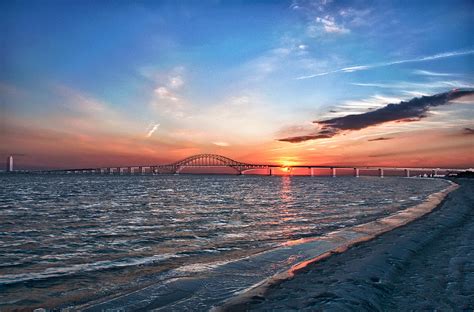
[35,153,468,177]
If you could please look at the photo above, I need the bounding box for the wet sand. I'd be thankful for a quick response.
[220,178,474,311]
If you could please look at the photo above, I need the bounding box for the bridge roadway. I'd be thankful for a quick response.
[35,153,467,177]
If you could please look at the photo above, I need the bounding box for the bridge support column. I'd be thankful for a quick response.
[310,167,315,177]
[331,167,336,177]
[267,167,272,176]
[354,168,359,177]
[379,168,384,178]
[117,167,121,174]
[405,169,410,177]
[139,166,143,174]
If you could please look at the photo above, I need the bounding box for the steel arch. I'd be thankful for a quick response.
[162,154,267,174]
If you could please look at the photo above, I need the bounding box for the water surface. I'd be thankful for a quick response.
[0,174,449,309]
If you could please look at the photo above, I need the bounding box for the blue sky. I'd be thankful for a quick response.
[1,0,473,168]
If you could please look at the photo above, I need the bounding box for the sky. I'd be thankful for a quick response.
[1,0,473,169]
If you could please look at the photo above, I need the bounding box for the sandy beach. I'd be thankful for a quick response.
[221,178,474,311]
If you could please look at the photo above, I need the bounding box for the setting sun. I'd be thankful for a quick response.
[276,158,300,168]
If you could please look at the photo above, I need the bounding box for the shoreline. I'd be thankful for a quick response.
[217,178,473,311]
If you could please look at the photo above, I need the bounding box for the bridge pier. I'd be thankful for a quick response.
[405,169,410,177]
[379,168,384,178]
[175,166,184,174]
[331,167,336,177]
[310,167,315,177]
[354,168,359,177]
[267,167,272,176]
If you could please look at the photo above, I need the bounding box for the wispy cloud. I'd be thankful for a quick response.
[212,141,230,147]
[351,80,474,90]
[154,87,179,102]
[148,66,188,118]
[296,49,474,79]
[413,70,457,77]
[146,123,160,138]
[312,16,350,34]
[368,137,393,142]
[279,89,474,143]
[293,0,371,38]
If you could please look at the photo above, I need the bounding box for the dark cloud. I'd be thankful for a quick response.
[462,127,474,135]
[279,89,474,143]
[279,133,334,143]
[368,137,393,142]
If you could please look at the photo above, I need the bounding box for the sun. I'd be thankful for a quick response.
[277,158,299,168]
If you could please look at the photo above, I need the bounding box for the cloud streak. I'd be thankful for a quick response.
[279,89,474,143]
[368,137,393,141]
[296,49,474,79]
[146,123,160,138]
[413,70,457,77]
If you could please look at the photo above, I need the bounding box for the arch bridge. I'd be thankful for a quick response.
[40,153,468,177]
[156,154,268,174]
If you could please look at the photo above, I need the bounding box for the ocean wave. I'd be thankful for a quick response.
[0,253,178,286]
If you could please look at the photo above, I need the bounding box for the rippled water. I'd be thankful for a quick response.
[0,174,449,309]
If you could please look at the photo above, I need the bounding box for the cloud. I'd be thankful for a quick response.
[278,89,474,143]
[169,76,183,89]
[368,137,393,142]
[279,133,333,143]
[413,70,457,77]
[212,142,230,147]
[146,123,160,138]
[314,16,350,34]
[338,8,372,26]
[351,80,474,90]
[462,127,474,135]
[296,49,474,79]
[154,87,179,102]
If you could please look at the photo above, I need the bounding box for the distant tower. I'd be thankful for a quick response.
[6,156,13,172]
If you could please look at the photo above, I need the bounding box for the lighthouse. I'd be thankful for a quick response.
[6,156,13,172]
